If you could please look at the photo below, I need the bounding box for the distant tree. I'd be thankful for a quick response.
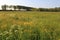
[38,8,46,11]
[26,7,32,11]
[9,5,14,10]
[2,4,8,10]
[31,8,38,11]
[16,5,21,10]
[13,6,17,10]
[54,7,60,12]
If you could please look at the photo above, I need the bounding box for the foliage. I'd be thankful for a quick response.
[0,11,60,40]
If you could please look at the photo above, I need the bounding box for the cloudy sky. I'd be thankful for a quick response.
[0,0,60,9]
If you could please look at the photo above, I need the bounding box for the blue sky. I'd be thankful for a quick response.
[0,0,60,8]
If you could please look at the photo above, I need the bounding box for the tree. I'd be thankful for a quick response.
[9,5,14,10]
[16,5,21,10]
[2,4,8,10]
[13,6,17,10]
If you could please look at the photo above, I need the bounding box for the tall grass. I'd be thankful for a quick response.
[0,11,60,40]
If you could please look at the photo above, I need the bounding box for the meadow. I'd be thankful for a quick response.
[0,11,60,40]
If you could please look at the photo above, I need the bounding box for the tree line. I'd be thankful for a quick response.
[1,4,33,11]
[1,4,60,12]
[38,7,60,12]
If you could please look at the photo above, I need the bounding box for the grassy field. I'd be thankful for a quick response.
[0,11,60,40]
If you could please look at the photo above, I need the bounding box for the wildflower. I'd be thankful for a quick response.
[24,22,33,25]
[15,30,18,32]
[4,31,9,35]
[0,33,3,35]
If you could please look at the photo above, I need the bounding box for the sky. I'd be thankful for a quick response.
[0,0,60,9]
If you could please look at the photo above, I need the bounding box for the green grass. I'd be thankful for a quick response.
[0,11,60,40]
